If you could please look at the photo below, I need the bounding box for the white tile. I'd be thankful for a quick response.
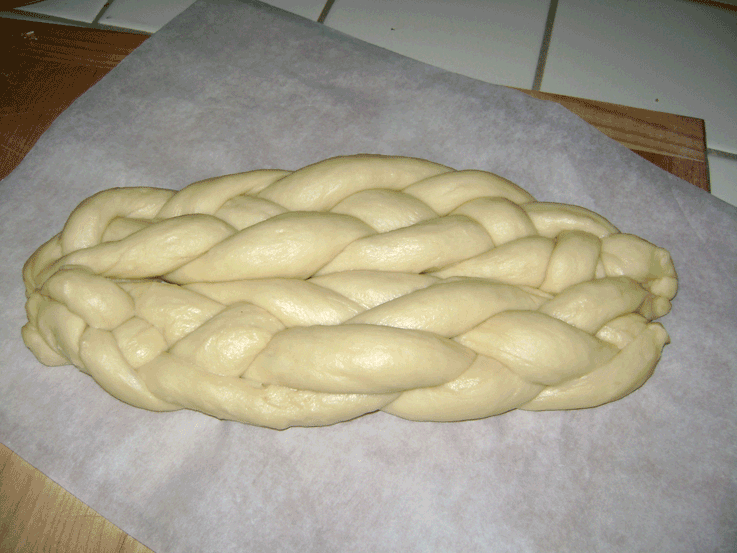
[542,0,737,155]
[324,0,550,89]
[16,0,108,24]
[709,152,737,208]
[99,0,197,33]
[259,0,330,21]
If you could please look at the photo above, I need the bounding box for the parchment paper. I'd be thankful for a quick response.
[1,1,736,551]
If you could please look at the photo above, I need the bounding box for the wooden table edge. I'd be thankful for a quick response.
[0,442,153,552]
[514,88,709,191]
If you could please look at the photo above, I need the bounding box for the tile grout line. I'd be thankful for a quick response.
[317,0,336,23]
[707,148,737,161]
[91,1,114,27]
[531,0,558,91]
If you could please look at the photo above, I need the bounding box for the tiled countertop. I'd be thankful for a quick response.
[3,0,736,206]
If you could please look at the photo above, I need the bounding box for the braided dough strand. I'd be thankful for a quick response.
[21,154,677,429]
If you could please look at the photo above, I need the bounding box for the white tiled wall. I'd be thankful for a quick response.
[542,0,737,156]
[98,0,199,34]
[253,0,328,21]
[709,152,737,208]
[2,0,735,206]
[323,0,550,89]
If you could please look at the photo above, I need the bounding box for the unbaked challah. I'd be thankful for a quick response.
[22,154,677,429]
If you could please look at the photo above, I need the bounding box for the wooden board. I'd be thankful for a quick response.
[515,88,709,191]
[0,19,148,180]
[0,443,153,553]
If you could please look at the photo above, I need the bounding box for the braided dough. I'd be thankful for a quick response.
[22,154,677,429]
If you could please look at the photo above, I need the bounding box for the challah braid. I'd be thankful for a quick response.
[22,154,677,429]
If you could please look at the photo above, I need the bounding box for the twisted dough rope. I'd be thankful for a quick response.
[22,154,677,429]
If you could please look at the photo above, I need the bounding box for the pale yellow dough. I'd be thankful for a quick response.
[22,154,677,429]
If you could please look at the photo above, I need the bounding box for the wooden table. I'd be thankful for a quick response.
[0,16,710,553]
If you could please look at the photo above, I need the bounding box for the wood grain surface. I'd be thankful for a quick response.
[0,18,148,180]
[0,443,153,553]
[0,14,710,553]
[516,88,709,191]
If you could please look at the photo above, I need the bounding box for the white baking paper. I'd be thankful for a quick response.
[1,1,736,551]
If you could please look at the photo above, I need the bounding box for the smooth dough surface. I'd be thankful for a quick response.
[22,154,677,429]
